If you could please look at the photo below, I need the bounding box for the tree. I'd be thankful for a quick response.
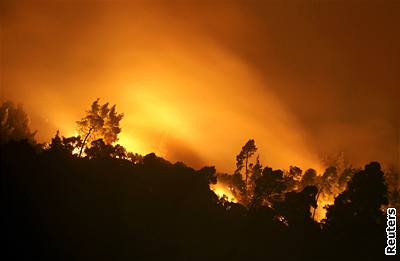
[284,166,303,191]
[249,156,263,181]
[289,166,302,180]
[235,139,257,194]
[127,152,144,164]
[274,185,318,226]
[76,99,124,157]
[326,162,388,227]
[85,139,127,159]
[300,168,317,189]
[320,166,338,195]
[113,144,127,159]
[248,155,263,193]
[198,166,217,185]
[252,167,286,207]
[0,101,36,144]
[337,167,356,190]
[323,162,389,258]
[385,165,400,210]
[46,130,82,156]
[216,172,245,200]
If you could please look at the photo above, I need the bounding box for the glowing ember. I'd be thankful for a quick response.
[210,183,237,203]
[72,147,80,155]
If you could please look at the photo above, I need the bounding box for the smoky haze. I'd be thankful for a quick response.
[1,1,399,172]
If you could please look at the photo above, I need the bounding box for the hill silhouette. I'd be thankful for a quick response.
[2,138,394,261]
[1,100,397,260]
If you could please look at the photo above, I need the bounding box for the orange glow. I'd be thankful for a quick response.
[0,2,328,173]
[313,193,335,222]
[72,147,80,156]
[210,183,237,203]
[117,132,148,156]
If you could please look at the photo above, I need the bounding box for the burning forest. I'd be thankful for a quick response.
[2,1,399,260]
[1,99,399,260]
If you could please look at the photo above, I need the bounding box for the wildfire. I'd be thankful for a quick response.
[72,147,80,155]
[210,183,237,203]
[313,193,335,222]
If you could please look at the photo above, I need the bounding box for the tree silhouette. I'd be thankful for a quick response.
[249,155,262,190]
[322,162,389,259]
[2,133,397,260]
[320,166,338,195]
[198,166,217,185]
[3,101,398,261]
[289,166,302,180]
[217,172,246,199]
[46,130,82,156]
[274,185,318,226]
[127,152,144,164]
[0,101,36,144]
[385,166,400,210]
[337,167,356,190]
[326,162,388,227]
[235,139,257,197]
[76,99,124,157]
[300,168,317,189]
[252,167,286,207]
[85,139,127,159]
[284,165,302,191]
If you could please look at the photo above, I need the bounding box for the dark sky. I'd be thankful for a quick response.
[1,0,399,172]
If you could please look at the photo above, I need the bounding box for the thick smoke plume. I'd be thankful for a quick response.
[1,1,399,172]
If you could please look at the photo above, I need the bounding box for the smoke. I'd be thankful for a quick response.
[1,1,398,172]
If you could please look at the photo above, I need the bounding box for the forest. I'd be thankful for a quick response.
[1,99,399,260]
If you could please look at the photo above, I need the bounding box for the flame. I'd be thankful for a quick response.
[72,147,80,155]
[210,183,237,203]
[313,193,335,222]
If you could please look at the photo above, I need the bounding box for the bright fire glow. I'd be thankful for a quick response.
[313,193,335,222]
[210,183,237,203]
[72,147,80,155]
[1,3,326,174]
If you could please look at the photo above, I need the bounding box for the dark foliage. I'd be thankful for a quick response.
[323,162,390,259]
[1,140,393,261]
[0,101,36,144]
